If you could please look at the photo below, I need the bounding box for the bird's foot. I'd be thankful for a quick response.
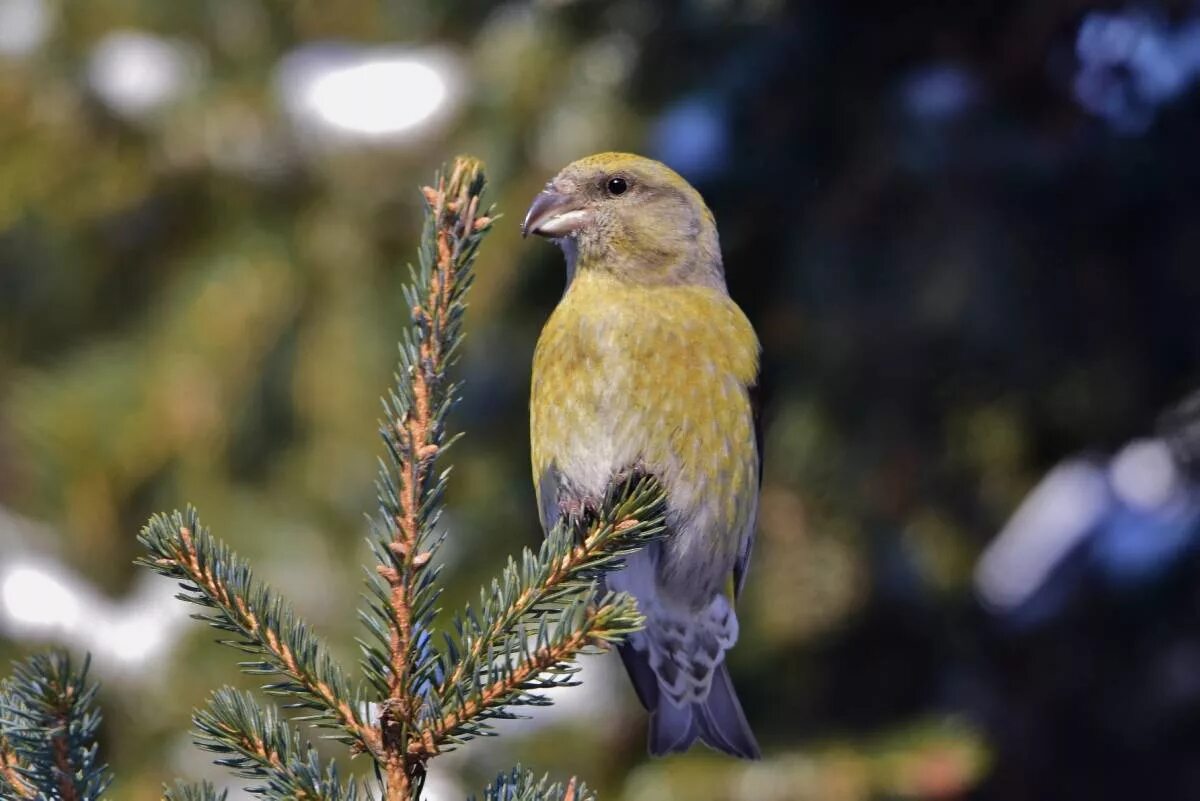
[607,463,651,497]
[558,496,601,530]
[558,465,654,531]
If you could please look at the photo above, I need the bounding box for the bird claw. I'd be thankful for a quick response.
[558,496,602,529]
[557,464,653,530]
[609,464,650,493]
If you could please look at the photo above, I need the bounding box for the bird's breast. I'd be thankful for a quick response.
[530,271,759,569]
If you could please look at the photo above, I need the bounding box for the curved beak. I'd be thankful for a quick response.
[521,189,589,239]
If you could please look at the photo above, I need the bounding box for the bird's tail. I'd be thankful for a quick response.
[646,661,761,760]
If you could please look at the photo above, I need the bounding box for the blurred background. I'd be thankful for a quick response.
[3,0,1200,799]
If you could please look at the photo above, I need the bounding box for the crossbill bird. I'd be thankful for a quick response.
[523,153,762,759]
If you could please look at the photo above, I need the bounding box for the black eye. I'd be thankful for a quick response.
[606,177,628,196]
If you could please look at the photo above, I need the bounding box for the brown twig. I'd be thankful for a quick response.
[157,527,382,759]
[437,515,641,698]
[26,675,82,801]
[219,724,319,801]
[0,741,34,800]
[51,725,76,801]
[410,607,611,759]
[379,158,488,801]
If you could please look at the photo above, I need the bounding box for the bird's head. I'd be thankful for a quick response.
[522,152,725,288]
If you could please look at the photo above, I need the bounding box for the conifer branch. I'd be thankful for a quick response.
[437,478,665,698]
[0,651,110,801]
[470,767,593,801]
[192,689,359,801]
[410,477,666,756]
[0,728,35,800]
[137,510,380,758]
[415,592,643,757]
[163,780,229,801]
[358,157,494,801]
[0,679,34,801]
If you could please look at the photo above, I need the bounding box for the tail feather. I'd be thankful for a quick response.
[649,699,698,755]
[618,642,659,711]
[695,663,761,759]
[640,661,760,759]
[606,548,759,758]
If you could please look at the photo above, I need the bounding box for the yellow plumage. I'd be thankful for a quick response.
[531,270,758,572]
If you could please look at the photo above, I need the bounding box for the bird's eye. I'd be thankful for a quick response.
[606,177,628,196]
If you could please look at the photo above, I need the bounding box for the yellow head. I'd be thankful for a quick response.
[522,152,725,288]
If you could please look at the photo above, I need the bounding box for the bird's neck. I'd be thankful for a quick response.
[568,233,725,290]
[556,237,579,287]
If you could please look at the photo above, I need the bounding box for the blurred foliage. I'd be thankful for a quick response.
[2,0,1200,800]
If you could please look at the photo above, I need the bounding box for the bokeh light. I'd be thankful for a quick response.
[276,44,461,146]
[0,0,52,59]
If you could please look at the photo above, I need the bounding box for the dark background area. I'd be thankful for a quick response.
[2,1,1199,798]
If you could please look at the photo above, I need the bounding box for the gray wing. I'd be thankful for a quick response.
[536,463,563,532]
[733,380,764,598]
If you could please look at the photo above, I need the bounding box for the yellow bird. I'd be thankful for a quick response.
[523,153,761,758]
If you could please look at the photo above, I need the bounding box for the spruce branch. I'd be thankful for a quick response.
[0,698,35,801]
[413,477,666,755]
[162,781,229,801]
[470,767,593,801]
[416,592,643,757]
[136,510,380,758]
[357,157,494,800]
[437,478,664,696]
[192,689,359,801]
[0,651,110,801]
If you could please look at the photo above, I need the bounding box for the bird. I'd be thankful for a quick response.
[523,152,762,759]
